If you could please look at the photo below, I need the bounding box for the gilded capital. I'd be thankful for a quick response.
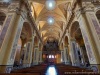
[8,2,20,12]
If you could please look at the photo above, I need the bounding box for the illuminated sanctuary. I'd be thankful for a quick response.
[0,0,100,75]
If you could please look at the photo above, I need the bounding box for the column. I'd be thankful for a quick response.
[0,2,24,73]
[38,51,42,63]
[78,5,100,71]
[64,46,70,65]
[68,36,80,66]
[63,47,67,64]
[19,46,25,66]
[23,41,33,67]
[61,51,64,63]
[33,46,39,65]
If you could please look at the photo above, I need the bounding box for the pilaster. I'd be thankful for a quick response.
[76,3,100,71]
[0,2,24,73]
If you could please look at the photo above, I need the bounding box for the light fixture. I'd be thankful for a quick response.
[49,2,53,8]
[49,55,52,58]
[46,0,56,10]
[52,55,54,58]
[47,17,55,25]
[46,65,57,75]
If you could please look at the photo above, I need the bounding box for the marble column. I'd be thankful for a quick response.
[68,37,80,66]
[33,46,39,65]
[63,48,67,64]
[64,46,70,65]
[61,51,64,63]
[0,2,24,73]
[77,6,100,71]
[23,41,33,67]
[38,51,42,63]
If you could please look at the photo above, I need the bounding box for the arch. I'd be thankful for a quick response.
[21,22,33,41]
[13,22,33,66]
[0,12,6,33]
[34,36,39,46]
[70,21,80,38]
[96,10,100,23]
[39,43,42,51]
[70,21,90,66]
[65,36,68,46]
[14,38,22,63]
[36,13,66,23]
[60,43,63,50]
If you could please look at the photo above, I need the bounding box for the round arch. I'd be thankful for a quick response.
[65,36,68,46]
[70,21,80,38]
[96,10,100,24]
[34,36,39,46]
[0,12,6,33]
[69,21,90,66]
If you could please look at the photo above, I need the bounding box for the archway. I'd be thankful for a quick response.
[64,36,71,64]
[65,36,68,47]
[42,39,60,64]
[0,12,6,33]
[96,10,100,24]
[34,36,39,46]
[13,22,32,67]
[14,38,22,66]
[70,21,90,67]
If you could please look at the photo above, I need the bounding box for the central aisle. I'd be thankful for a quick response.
[45,65,58,75]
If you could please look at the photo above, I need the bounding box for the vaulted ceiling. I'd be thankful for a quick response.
[29,0,74,43]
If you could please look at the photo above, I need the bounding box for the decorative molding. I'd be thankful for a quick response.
[0,2,10,7]
[8,2,20,12]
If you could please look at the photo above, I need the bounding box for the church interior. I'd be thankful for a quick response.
[0,0,100,75]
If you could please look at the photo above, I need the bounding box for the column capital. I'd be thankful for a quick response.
[79,5,94,14]
[70,38,76,41]
[8,2,20,12]
[75,3,95,16]
[8,2,24,15]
